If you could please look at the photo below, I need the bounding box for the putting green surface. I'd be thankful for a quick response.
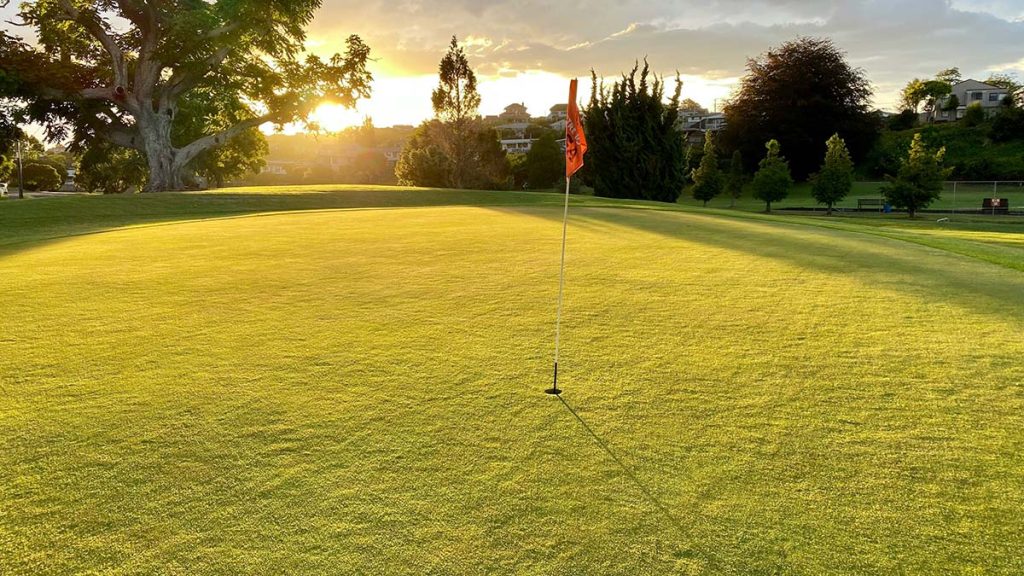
[2,189,1023,574]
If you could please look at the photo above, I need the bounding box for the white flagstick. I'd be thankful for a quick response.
[547,174,572,396]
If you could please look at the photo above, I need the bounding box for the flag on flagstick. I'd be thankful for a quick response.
[547,79,588,396]
[565,79,588,178]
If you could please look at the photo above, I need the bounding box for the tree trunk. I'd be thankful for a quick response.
[766,201,772,213]
[138,106,187,192]
[827,202,833,216]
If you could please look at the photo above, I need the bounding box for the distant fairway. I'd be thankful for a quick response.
[2,188,1023,574]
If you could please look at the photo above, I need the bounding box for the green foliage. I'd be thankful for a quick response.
[5,0,370,190]
[683,144,703,183]
[722,37,878,181]
[395,122,451,188]
[20,162,61,191]
[525,132,562,189]
[431,36,481,125]
[724,150,747,207]
[76,143,147,194]
[751,139,793,212]
[396,120,509,190]
[690,131,723,206]
[583,61,686,202]
[0,155,14,183]
[887,110,919,131]
[962,104,986,127]
[811,134,854,214]
[935,68,962,85]
[989,107,1024,143]
[881,134,951,217]
[984,73,1023,108]
[942,94,960,112]
[901,78,952,115]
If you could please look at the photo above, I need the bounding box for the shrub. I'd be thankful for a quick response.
[21,162,62,191]
[962,104,986,127]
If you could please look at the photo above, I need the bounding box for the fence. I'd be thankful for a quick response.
[831,181,1024,217]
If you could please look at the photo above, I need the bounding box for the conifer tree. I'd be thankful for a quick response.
[691,131,723,206]
[752,139,793,212]
[811,134,854,215]
[583,61,686,202]
[881,133,950,218]
[725,150,747,208]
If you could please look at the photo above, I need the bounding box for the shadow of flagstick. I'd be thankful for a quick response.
[556,395,689,535]
[555,394,728,571]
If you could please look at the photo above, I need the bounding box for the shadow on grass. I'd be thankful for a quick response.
[0,188,581,258]
[554,394,725,570]
[505,205,1024,325]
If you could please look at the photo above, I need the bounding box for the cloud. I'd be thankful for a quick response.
[306,0,1024,110]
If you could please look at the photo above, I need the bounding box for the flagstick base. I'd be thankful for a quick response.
[545,387,562,396]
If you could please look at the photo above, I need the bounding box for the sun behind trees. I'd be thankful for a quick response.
[396,37,510,190]
[1,0,371,191]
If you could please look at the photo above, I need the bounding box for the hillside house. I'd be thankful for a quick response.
[932,79,1010,122]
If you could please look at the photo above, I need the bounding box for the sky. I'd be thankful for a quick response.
[3,0,1024,132]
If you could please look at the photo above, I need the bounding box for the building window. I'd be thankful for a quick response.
[971,91,983,101]
[989,93,1002,102]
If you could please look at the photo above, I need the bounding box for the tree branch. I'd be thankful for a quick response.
[56,0,128,90]
[175,113,274,168]
[160,46,231,108]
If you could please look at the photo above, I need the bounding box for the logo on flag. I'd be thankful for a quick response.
[565,79,588,178]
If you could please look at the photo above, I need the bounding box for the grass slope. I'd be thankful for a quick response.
[2,188,1023,574]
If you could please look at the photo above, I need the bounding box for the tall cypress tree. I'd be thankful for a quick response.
[583,61,686,202]
[691,131,723,206]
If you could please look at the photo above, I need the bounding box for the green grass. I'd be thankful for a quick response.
[2,186,1023,574]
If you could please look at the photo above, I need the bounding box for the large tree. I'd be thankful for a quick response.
[722,37,878,181]
[584,61,686,202]
[1,1,371,191]
[431,35,481,189]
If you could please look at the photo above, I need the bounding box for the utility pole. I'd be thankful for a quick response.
[16,137,25,199]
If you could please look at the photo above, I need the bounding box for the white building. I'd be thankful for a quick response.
[932,79,1010,122]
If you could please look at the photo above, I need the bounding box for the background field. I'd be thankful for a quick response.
[2,187,1023,574]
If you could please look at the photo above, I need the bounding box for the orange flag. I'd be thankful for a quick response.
[565,79,588,178]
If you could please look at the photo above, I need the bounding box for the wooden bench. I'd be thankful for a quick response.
[982,198,1009,214]
[857,198,885,210]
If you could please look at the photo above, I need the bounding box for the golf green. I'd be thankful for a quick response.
[2,191,1022,574]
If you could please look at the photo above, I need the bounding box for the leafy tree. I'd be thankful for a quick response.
[984,73,1023,107]
[881,133,951,218]
[962,103,986,127]
[2,1,371,191]
[466,127,511,190]
[887,110,919,131]
[751,139,793,212]
[21,162,61,191]
[724,150,747,208]
[722,37,877,181]
[395,121,451,188]
[942,94,960,112]
[936,68,962,85]
[990,107,1024,143]
[525,132,562,189]
[811,134,853,215]
[690,131,723,206]
[900,78,952,116]
[583,61,686,202]
[77,141,147,193]
[431,36,481,189]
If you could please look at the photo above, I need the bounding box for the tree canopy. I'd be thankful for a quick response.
[583,61,686,203]
[751,139,793,212]
[881,133,951,218]
[1,0,371,191]
[722,37,877,181]
[811,134,854,215]
[690,131,723,206]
